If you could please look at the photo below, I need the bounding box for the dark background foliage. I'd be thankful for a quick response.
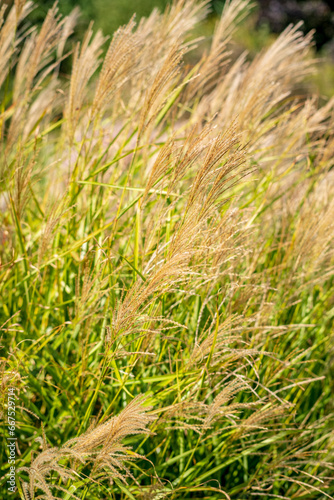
[3,0,334,51]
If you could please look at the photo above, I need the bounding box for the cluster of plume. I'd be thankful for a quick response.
[0,0,333,499]
[19,397,155,499]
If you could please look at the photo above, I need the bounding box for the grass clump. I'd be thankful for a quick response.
[1,0,334,498]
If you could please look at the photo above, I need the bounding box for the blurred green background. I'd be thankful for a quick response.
[3,0,334,96]
[30,0,170,34]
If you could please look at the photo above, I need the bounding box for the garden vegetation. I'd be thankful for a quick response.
[1,0,334,498]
